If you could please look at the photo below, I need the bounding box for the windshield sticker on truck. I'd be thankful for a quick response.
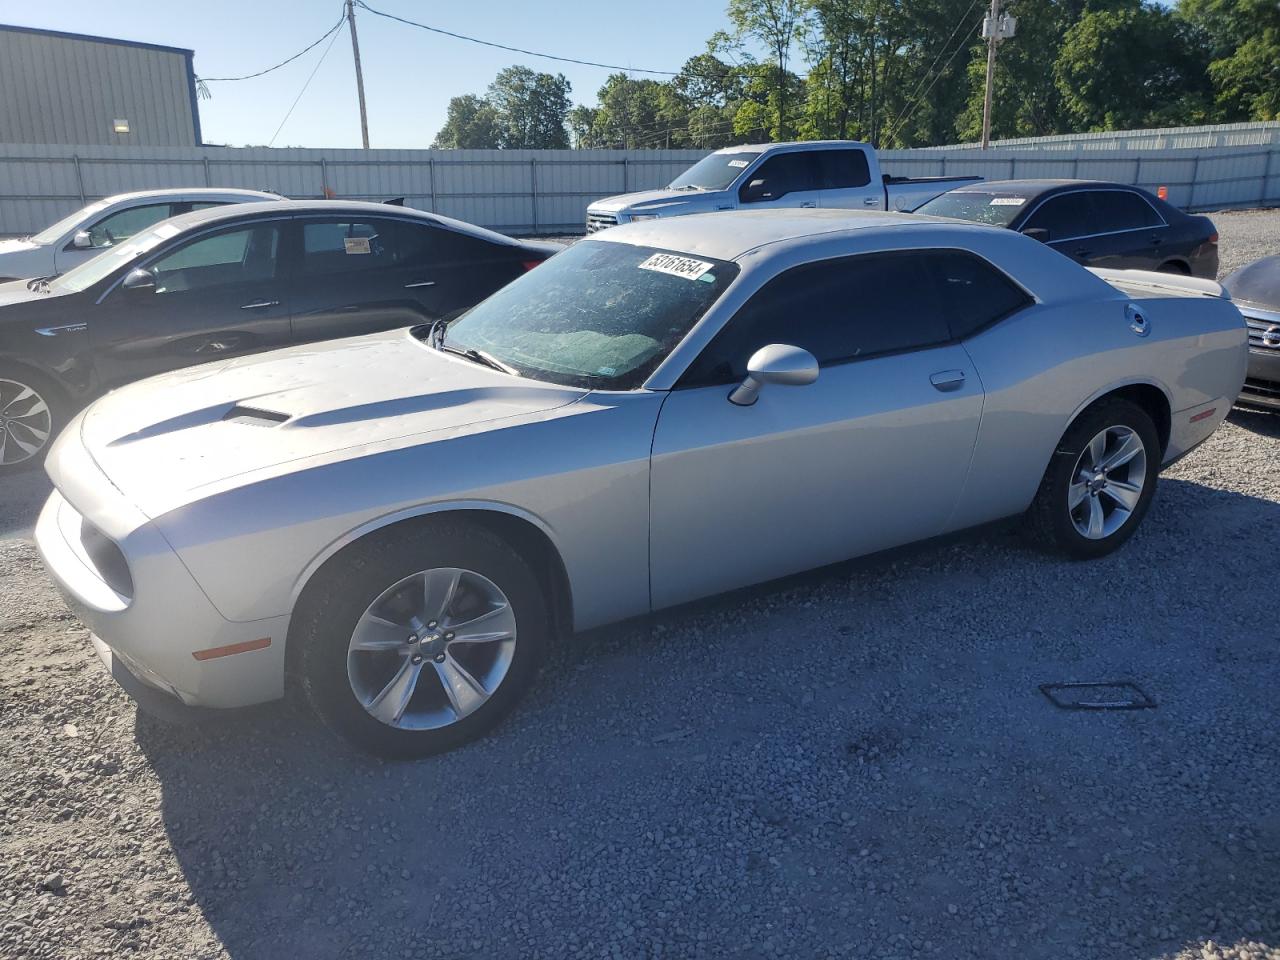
[990,197,1026,206]
[727,159,750,168]
[638,253,714,281]
[344,237,372,254]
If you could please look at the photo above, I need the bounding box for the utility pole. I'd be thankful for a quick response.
[980,0,1016,150]
[346,0,370,149]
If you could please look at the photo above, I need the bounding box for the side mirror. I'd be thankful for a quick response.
[121,267,156,291]
[729,343,819,406]
[740,179,769,204]
[1022,227,1051,243]
[72,230,92,249]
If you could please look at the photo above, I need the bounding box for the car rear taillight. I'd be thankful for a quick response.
[1207,232,1219,245]
[521,259,543,272]
[1157,186,1168,200]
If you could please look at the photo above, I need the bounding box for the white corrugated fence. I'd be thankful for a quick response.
[1,122,1277,237]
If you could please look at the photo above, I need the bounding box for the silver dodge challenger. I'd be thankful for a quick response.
[36,210,1246,758]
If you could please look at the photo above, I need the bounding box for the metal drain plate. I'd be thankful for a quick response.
[1040,681,1156,711]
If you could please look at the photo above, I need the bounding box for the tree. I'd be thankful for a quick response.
[727,0,807,138]
[432,94,501,149]
[590,74,673,148]
[1055,1,1211,132]
[486,66,572,149]
[568,106,600,148]
[1179,0,1280,121]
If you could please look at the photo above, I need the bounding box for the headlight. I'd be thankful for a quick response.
[628,214,658,222]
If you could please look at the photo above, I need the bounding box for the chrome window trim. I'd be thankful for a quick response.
[1019,187,1168,244]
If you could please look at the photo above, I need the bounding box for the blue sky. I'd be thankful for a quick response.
[6,1,732,148]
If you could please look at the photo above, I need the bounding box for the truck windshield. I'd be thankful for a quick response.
[669,152,761,191]
[914,191,1028,226]
[440,240,739,390]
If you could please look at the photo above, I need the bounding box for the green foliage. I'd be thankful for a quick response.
[1180,0,1280,120]
[434,0,1255,151]
[432,94,502,149]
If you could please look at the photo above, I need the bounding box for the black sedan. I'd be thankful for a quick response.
[1223,254,1280,411]
[914,180,1219,278]
[0,201,557,471]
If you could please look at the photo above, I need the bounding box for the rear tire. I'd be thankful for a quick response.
[294,519,549,759]
[1026,399,1160,560]
[0,365,67,475]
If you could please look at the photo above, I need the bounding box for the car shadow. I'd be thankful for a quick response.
[1228,405,1280,438]
[135,474,1280,959]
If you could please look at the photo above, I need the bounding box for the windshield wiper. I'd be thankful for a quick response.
[450,346,519,376]
[26,276,52,293]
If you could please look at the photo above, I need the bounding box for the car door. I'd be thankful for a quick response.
[1084,190,1169,270]
[56,201,178,273]
[1020,192,1098,266]
[813,149,884,211]
[648,250,986,610]
[90,218,291,389]
[288,216,486,344]
[737,152,824,210]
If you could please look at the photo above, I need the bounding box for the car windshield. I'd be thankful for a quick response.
[50,220,184,293]
[440,240,739,389]
[914,191,1029,226]
[28,200,112,245]
[668,152,761,191]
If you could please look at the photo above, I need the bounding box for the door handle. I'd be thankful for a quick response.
[799,201,817,208]
[929,369,966,391]
[863,197,880,206]
[404,280,437,289]
[240,299,279,310]
[1074,249,1092,259]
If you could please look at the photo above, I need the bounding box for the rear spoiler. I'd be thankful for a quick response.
[1088,267,1228,299]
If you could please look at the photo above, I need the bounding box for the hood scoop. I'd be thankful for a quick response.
[222,404,290,427]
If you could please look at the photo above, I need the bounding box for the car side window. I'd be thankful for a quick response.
[1023,193,1096,241]
[680,251,950,387]
[149,224,280,294]
[816,150,871,189]
[1089,191,1164,233]
[739,153,819,203]
[927,251,1033,340]
[85,203,174,248]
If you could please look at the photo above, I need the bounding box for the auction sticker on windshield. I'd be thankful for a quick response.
[990,197,1026,206]
[639,253,714,281]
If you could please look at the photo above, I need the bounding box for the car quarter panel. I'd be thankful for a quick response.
[951,292,1245,529]
[149,391,664,632]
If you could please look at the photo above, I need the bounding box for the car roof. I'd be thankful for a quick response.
[943,179,1150,198]
[100,188,282,204]
[593,208,989,262]
[151,199,525,246]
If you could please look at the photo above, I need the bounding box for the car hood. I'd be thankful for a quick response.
[1223,255,1280,312]
[80,328,588,515]
[589,188,730,215]
[0,238,39,257]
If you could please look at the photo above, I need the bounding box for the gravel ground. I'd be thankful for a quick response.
[2,209,1279,960]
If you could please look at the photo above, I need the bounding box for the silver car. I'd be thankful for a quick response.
[35,210,1246,758]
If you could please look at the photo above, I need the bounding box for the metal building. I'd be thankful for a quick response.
[0,24,201,147]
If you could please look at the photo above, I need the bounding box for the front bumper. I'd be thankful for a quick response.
[35,452,290,709]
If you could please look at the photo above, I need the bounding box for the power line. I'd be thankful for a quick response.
[353,1,685,76]
[884,5,983,146]
[268,20,344,146]
[881,0,982,145]
[200,12,346,82]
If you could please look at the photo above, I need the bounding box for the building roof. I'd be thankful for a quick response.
[0,23,193,57]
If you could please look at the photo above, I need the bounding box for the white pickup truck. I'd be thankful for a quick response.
[586,140,981,233]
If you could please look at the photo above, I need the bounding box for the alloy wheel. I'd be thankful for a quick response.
[1068,424,1147,540]
[346,567,518,730]
[0,377,52,466]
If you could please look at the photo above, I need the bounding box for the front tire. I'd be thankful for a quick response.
[1027,399,1160,559]
[0,366,66,475]
[295,520,549,759]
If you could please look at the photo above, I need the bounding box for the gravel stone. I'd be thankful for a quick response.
[1,209,1278,960]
